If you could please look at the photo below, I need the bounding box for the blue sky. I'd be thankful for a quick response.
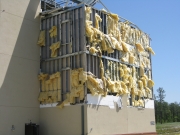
[94,0,180,103]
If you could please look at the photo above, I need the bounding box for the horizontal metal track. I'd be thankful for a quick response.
[41,51,86,61]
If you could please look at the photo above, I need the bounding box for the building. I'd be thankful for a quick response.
[0,0,156,135]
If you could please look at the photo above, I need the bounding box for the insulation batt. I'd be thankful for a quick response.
[104,34,114,53]
[129,53,135,64]
[50,41,60,57]
[148,79,155,89]
[79,68,87,84]
[122,41,129,52]
[140,65,145,77]
[135,43,145,52]
[49,26,57,38]
[86,21,94,42]
[85,7,92,21]
[38,73,48,91]
[37,30,45,46]
[138,99,144,107]
[89,47,98,54]
[146,46,155,55]
[95,13,102,29]
[109,34,123,51]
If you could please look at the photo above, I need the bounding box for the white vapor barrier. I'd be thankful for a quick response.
[87,94,122,109]
[40,103,58,108]
[145,99,154,109]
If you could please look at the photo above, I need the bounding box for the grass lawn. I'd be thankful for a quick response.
[156,122,180,135]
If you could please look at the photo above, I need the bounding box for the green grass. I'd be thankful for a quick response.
[156,122,180,135]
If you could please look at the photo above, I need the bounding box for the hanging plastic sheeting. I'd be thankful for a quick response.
[50,41,60,57]
[49,26,57,38]
[37,30,45,46]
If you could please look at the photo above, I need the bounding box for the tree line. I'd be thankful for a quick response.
[154,87,180,124]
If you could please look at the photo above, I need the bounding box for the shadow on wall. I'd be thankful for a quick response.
[0,0,40,134]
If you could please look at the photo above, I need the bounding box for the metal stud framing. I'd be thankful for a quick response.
[40,4,153,105]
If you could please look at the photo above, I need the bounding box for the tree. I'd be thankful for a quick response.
[156,87,166,124]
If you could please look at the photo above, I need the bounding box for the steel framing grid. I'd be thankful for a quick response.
[40,4,153,104]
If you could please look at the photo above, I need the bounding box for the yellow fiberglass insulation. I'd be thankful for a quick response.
[38,73,48,91]
[87,77,98,96]
[45,79,53,91]
[121,41,129,52]
[71,69,80,87]
[129,53,135,64]
[100,60,104,78]
[58,90,61,101]
[140,65,144,77]
[70,85,84,104]
[101,35,108,51]
[146,46,155,55]
[107,15,114,35]
[49,72,61,90]
[51,90,58,102]
[86,21,94,42]
[92,27,103,41]
[50,41,60,57]
[38,92,48,102]
[135,43,145,52]
[89,47,98,54]
[138,80,143,90]
[122,64,128,75]
[79,68,87,84]
[110,13,119,21]
[104,34,114,53]
[145,87,151,94]
[128,75,133,89]
[148,79,154,89]
[138,99,144,107]
[57,93,70,109]
[49,26,57,38]
[109,34,123,51]
[37,30,45,46]
[115,81,123,95]
[131,87,138,96]
[123,74,129,84]
[85,7,92,21]
[121,52,129,63]
[132,66,136,77]
[107,77,115,92]
[119,65,124,78]
[121,81,129,94]
[140,76,147,87]
[95,13,102,29]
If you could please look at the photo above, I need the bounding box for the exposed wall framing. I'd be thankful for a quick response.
[38,4,154,108]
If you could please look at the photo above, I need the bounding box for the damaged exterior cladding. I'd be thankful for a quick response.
[0,0,156,134]
[38,3,156,135]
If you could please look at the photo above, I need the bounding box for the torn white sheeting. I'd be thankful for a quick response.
[40,103,70,108]
[144,99,154,109]
[87,94,122,109]
[40,103,58,108]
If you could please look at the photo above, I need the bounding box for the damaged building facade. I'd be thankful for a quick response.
[0,0,156,135]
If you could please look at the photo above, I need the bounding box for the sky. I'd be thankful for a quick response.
[93,0,180,103]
